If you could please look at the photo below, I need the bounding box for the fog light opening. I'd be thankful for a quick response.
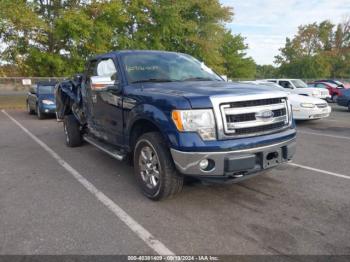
[199,159,215,172]
[266,152,279,161]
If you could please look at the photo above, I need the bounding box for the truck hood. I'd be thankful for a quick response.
[140,81,285,108]
[38,94,55,101]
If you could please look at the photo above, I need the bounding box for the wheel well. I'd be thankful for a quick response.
[129,119,162,150]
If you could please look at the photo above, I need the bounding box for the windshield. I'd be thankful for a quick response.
[38,85,55,95]
[309,84,326,88]
[121,52,222,83]
[291,79,308,88]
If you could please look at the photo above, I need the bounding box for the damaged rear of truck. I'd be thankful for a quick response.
[56,74,85,125]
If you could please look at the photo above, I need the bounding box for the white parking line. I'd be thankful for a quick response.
[2,110,174,256]
[287,162,350,180]
[298,130,350,140]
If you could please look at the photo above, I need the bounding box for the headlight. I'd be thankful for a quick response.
[300,103,315,108]
[42,99,54,105]
[312,91,320,97]
[172,109,216,141]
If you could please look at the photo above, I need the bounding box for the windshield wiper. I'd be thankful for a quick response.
[181,77,217,81]
[131,78,175,84]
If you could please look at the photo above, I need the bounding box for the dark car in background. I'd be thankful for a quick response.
[308,81,343,103]
[313,79,344,87]
[337,88,350,112]
[26,81,57,119]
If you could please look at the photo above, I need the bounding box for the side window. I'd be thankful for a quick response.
[316,83,326,88]
[96,59,118,80]
[279,81,292,89]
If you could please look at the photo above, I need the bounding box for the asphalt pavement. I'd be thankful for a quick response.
[0,105,349,255]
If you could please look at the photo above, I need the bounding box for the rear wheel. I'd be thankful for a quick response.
[27,101,34,115]
[134,132,183,200]
[63,115,82,147]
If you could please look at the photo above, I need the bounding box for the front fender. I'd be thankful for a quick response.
[125,104,178,148]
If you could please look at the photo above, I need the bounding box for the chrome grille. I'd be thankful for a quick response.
[234,122,286,135]
[228,98,284,108]
[220,97,289,138]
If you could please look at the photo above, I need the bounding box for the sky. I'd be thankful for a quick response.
[221,0,350,65]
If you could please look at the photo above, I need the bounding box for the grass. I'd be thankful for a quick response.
[0,95,26,110]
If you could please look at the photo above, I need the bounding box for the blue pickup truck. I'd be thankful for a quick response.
[55,50,296,200]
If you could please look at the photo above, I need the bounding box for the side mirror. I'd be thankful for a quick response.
[90,76,120,92]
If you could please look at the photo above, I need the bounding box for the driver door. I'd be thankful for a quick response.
[90,58,124,146]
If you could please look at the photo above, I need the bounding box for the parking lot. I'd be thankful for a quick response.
[0,104,349,255]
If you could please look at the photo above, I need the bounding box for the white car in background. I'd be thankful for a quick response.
[264,79,330,100]
[242,81,331,120]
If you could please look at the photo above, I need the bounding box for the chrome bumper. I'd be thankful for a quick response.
[170,138,296,177]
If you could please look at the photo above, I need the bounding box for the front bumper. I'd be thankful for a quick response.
[170,138,296,178]
[39,104,56,114]
[292,106,331,120]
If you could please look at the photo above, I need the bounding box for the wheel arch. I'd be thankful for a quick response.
[129,118,167,152]
[126,104,176,152]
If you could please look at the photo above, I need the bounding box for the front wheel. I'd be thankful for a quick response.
[36,105,45,119]
[63,115,82,147]
[133,132,183,200]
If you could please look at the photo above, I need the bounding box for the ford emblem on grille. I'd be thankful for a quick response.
[255,110,274,121]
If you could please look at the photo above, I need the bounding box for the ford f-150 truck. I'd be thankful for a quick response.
[55,50,296,200]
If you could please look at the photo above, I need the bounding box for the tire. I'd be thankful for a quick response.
[332,95,338,103]
[348,102,350,112]
[27,101,34,115]
[133,132,183,200]
[63,115,82,147]
[36,104,45,119]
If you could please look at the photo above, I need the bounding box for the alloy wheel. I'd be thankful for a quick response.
[138,145,160,189]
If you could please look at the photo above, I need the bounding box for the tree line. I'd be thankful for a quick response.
[0,0,255,78]
[257,18,350,79]
[0,1,349,80]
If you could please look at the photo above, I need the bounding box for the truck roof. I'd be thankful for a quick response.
[90,50,187,61]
